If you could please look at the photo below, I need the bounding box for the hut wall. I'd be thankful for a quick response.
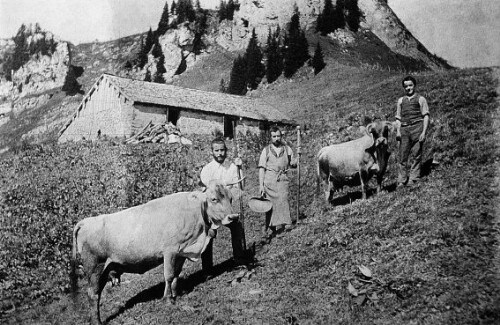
[177,110,224,135]
[235,119,261,136]
[131,103,168,134]
[59,78,125,142]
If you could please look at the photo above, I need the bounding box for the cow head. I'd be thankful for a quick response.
[204,180,237,227]
[366,120,393,173]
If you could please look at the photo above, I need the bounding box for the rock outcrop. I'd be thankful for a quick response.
[214,0,449,69]
[0,26,71,115]
[11,42,70,97]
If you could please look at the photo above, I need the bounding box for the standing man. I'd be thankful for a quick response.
[395,76,430,186]
[200,137,246,275]
[258,126,297,237]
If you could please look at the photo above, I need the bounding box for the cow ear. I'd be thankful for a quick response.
[366,123,374,134]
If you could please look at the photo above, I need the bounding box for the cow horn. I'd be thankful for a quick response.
[225,176,246,187]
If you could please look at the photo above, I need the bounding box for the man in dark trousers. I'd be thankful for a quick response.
[395,76,430,186]
[200,137,246,277]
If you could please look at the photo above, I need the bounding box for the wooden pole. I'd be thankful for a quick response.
[232,119,247,251]
[296,125,301,224]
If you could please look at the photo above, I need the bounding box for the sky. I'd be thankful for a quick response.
[0,0,498,68]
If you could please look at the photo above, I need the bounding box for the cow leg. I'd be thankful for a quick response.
[325,176,333,202]
[359,172,367,200]
[80,246,104,324]
[171,256,186,301]
[162,252,177,303]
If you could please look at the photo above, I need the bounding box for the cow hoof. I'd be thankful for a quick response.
[169,296,177,305]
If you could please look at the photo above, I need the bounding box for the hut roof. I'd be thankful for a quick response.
[104,74,294,123]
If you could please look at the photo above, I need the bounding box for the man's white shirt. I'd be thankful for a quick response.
[200,160,240,188]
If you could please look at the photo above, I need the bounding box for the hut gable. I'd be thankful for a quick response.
[58,74,294,142]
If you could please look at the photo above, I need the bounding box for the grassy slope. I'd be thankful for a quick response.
[1,65,499,324]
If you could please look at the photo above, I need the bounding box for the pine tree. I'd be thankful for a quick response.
[171,1,177,14]
[138,28,155,68]
[218,0,227,21]
[153,54,166,83]
[317,0,335,35]
[157,1,170,35]
[244,28,264,90]
[144,69,152,82]
[227,55,247,95]
[311,42,326,75]
[345,0,362,32]
[226,0,236,20]
[12,24,29,72]
[333,0,346,31]
[177,0,196,23]
[266,27,283,84]
[283,6,309,78]
[151,33,162,58]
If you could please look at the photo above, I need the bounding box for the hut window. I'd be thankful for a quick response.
[224,116,235,139]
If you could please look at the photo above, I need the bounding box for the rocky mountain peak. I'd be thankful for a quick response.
[219,0,448,69]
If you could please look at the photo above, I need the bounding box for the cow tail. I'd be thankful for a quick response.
[70,222,81,297]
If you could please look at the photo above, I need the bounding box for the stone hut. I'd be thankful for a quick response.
[58,73,293,142]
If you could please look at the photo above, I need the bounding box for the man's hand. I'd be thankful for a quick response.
[208,228,217,238]
[419,132,426,142]
[234,157,243,167]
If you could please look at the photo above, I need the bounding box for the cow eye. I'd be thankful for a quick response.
[211,198,218,203]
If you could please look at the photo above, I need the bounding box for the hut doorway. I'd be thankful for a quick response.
[167,109,180,125]
[223,116,235,139]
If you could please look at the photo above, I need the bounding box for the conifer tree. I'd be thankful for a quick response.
[171,1,177,14]
[153,54,166,83]
[144,69,152,82]
[218,0,227,21]
[317,0,335,35]
[283,6,309,78]
[138,28,155,68]
[226,0,236,20]
[244,28,264,90]
[345,0,362,32]
[157,1,170,35]
[151,33,162,58]
[227,55,247,95]
[12,24,29,72]
[266,27,283,84]
[177,0,196,23]
[311,42,326,74]
[332,0,345,31]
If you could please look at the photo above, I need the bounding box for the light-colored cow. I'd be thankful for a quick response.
[317,121,393,202]
[70,180,238,324]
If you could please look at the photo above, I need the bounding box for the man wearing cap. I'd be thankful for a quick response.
[395,75,430,186]
[199,137,246,276]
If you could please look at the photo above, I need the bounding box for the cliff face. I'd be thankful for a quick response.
[0,26,71,117]
[215,0,449,69]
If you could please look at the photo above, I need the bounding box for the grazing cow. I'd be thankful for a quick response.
[70,180,239,324]
[317,120,393,202]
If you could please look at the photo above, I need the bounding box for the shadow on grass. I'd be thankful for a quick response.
[104,259,239,324]
[328,180,399,206]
